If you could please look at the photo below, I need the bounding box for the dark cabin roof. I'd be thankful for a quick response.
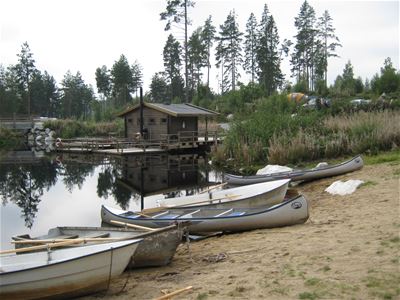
[117,103,218,118]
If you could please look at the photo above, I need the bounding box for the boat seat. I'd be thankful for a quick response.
[122,211,141,219]
[214,209,233,217]
[157,214,180,219]
[152,211,170,218]
[225,211,246,217]
[180,209,201,219]
[81,233,110,239]
[54,234,79,239]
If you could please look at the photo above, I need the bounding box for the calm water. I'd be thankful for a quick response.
[0,151,222,250]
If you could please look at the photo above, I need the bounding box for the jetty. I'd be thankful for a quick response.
[55,131,221,155]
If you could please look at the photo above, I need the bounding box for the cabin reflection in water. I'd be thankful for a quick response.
[117,153,211,199]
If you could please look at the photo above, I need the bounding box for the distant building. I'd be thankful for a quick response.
[117,102,218,142]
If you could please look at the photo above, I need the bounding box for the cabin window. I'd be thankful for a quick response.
[148,118,156,125]
[161,118,167,124]
[127,118,133,123]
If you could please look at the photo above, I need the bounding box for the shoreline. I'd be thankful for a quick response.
[82,158,400,300]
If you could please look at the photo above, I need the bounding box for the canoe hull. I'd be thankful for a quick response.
[101,195,309,234]
[159,179,290,209]
[225,155,364,185]
[0,240,140,300]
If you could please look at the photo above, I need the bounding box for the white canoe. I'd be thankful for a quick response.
[225,155,364,185]
[0,239,141,299]
[101,195,309,234]
[156,179,291,209]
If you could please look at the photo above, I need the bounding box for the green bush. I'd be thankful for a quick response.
[44,119,124,139]
[0,127,24,149]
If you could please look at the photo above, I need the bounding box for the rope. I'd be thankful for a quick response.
[116,269,131,296]
[185,230,193,263]
[106,247,114,292]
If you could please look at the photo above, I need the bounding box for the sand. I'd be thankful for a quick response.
[83,160,400,300]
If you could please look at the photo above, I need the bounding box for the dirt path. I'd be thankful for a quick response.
[84,161,400,300]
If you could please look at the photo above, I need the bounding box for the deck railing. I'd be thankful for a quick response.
[55,130,221,153]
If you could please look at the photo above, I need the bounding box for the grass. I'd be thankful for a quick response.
[363,149,400,165]
[361,180,378,187]
[363,274,400,299]
[305,278,322,286]
[299,291,319,300]
[196,292,208,300]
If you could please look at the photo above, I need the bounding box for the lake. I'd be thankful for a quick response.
[0,150,223,250]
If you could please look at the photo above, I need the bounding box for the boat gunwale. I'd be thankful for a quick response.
[0,239,141,276]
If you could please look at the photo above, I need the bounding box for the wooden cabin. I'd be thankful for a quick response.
[117,103,218,144]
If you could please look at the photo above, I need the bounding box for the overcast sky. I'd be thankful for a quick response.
[0,0,398,95]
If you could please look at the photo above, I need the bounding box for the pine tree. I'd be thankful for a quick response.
[163,34,184,102]
[316,10,341,89]
[341,60,355,95]
[111,54,134,107]
[160,0,195,103]
[291,0,317,91]
[215,10,243,93]
[244,12,258,83]
[95,65,112,99]
[201,16,216,88]
[61,71,93,119]
[257,5,283,95]
[13,42,37,117]
[188,27,207,97]
[131,60,143,96]
[150,72,170,103]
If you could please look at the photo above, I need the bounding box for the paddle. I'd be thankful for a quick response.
[109,220,157,231]
[0,239,84,255]
[141,193,240,215]
[199,182,227,194]
[11,224,180,246]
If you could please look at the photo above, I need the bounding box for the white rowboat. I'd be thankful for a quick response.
[12,225,183,268]
[0,239,141,299]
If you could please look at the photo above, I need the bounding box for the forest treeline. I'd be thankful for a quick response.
[1,0,399,121]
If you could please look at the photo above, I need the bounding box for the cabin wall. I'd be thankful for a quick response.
[123,108,199,141]
[124,108,168,140]
[169,117,198,136]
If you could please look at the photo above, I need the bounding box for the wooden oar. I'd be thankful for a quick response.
[11,224,180,246]
[141,193,240,215]
[0,239,84,255]
[12,237,128,244]
[110,220,157,231]
[154,286,193,300]
[199,182,227,194]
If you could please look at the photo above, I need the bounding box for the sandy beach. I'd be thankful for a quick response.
[83,159,400,300]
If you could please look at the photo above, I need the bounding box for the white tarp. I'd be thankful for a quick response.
[325,180,364,195]
[256,165,293,175]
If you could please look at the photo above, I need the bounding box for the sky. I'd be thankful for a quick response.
[0,0,399,95]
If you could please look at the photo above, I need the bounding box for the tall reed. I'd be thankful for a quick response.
[267,111,400,164]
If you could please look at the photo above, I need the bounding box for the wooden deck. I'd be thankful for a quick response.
[55,131,222,155]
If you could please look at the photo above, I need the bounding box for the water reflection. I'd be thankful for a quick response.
[0,150,221,249]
